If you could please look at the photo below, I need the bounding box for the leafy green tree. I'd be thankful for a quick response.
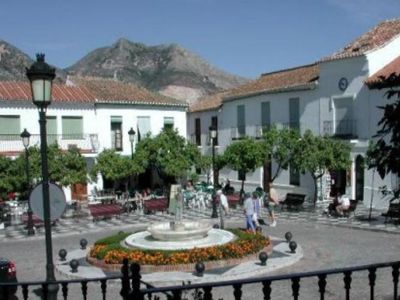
[14,144,88,190]
[196,153,226,186]
[294,130,351,204]
[367,74,400,199]
[0,155,18,199]
[197,154,212,184]
[91,149,146,192]
[261,127,301,190]
[135,128,201,186]
[224,137,265,199]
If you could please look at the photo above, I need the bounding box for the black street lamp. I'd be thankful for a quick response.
[20,128,34,236]
[26,53,57,294]
[128,127,136,160]
[209,125,218,218]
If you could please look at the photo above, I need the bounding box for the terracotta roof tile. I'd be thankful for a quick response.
[70,76,187,107]
[322,19,400,62]
[366,56,400,88]
[223,64,319,101]
[0,81,95,102]
[189,91,228,112]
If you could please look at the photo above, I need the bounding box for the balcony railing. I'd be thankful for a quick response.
[1,259,399,299]
[231,126,246,140]
[323,119,357,139]
[0,133,99,154]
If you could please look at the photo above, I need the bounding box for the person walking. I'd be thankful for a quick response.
[217,189,229,215]
[244,193,256,233]
[267,183,279,227]
[252,191,261,227]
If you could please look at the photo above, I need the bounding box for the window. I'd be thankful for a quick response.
[261,102,271,132]
[289,165,300,186]
[237,105,245,138]
[62,116,83,139]
[111,116,123,151]
[333,96,355,137]
[137,116,151,141]
[195,118,201,146]
[163,117,174,130]
[211,116,218,145]
[289,98,300,130]
[46,116,57,144]
[0,115,20,140]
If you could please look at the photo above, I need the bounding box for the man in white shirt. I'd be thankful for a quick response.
[336,193,350,216]
[217,190,229,215]
[243,193,256,232]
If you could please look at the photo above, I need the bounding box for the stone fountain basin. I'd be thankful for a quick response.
[124,228,235,250]
[148,221,212,241]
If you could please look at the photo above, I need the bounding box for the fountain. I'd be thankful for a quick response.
[124,185,235,251]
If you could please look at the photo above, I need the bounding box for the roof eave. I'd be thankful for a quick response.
[94,99,188,107]
[223,82,318,102]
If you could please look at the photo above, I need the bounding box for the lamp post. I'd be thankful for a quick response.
[20,128,35,236]
[128,127,136,160]
[26,53,57,293]
[209,125,218,218]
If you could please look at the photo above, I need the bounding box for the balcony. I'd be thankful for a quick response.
[323,119,357,139]
[0,133,99,155]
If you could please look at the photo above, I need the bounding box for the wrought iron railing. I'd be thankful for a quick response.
[1,259,399,299]
[0,133,99,154]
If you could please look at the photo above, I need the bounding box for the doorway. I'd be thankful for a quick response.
[355,155,365,201]
[330,169,346,197]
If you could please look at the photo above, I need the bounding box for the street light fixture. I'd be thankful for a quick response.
[20,128,34,236]
[128,127,136,160]
[209,125,218,218]
[26,53,57,294]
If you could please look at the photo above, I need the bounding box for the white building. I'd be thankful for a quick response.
[188,19,400,208]
[0,77,187,200]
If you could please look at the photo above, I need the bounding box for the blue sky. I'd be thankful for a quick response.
[1,0,399,79]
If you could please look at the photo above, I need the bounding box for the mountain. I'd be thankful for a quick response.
[0,40,66,82]
[0,40,33,81]
[66,38,249,103]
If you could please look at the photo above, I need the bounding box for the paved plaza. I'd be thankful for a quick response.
[1,200,399,242]
[1,201,400,299]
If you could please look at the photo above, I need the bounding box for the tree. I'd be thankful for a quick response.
[367,73,400,199]
[224,137,265,199]
[295,130,351,204]
[196,153,226,186]
[197,154,212,184]
[135,128,201,186]
[262,127,301,188]
[0,155,19,200]
[91,149,146,192]
[19,144,87,187]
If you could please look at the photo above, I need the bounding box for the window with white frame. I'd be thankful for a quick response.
[333,96,354,136]
[163,117,174,130]
[0,115,20,140]
[111,116,123,151]
[62,116,83,139]
[137,116,151,141]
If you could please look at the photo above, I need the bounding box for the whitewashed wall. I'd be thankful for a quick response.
[95,104,187,156]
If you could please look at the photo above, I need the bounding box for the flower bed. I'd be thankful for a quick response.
[88,229,270,272]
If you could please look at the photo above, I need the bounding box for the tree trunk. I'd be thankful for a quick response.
[240,179,245,205]
[263,160,271,193]
[313,175,318,207]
